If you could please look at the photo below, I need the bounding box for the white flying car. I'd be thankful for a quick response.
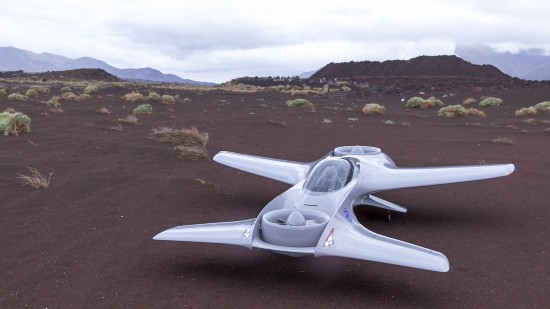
[154,146,514,272]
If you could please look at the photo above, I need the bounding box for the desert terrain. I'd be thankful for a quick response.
[1,76,549,308]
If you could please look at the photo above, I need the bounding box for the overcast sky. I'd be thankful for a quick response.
[2,0,550,83]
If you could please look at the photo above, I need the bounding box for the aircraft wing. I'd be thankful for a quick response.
[153,219,255,248]
[315,209,449,272]
[213,151,311,185]
[365,163,515,192]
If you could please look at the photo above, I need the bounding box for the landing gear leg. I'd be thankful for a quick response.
[386,210,392,222]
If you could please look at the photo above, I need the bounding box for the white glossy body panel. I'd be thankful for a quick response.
[155,146,515,272]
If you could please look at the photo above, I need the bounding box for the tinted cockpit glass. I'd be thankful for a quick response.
[304,159,353,192]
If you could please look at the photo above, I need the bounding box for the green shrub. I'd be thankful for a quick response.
[124,91,145,103]
[362,103,386,115]
[479,97,503,107]
[515,107,538,117]
[438,105,468,117]
[25,88,38,97]
[161,95,176,105]
[422,97,444,108]
[0,111,31,136]
[60,85,72,93]
[61,92,79,101]
[147,92,162,102]
[47,97,60,107]
[30,86,50,94]
[341,86,352,92]
[534,101,550,112]
[286,98,313,108]
[78,94,91,100]
[83,85,98,94]
[406,96,424,108]
[133,104,152,114]
[8,93,28,101]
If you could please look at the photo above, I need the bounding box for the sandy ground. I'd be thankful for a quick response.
[1,84,549,307]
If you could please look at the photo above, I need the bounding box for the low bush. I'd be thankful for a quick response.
[463,97,477,105]
[25,88,38,97]
[534,101,550,112]
[147,92,162,102]
[61,92,79,101]
[438,105,468,117]
[406,96,424,108]
[467,108,487,118]
[479,97,503,107]
[78,94,91,100]
[492,137,514,145]
[8,93,28,101]
[0,111,31,135]
[47,97,60,107]
[124,91,145,103]
[83,85,98,94]
[0,88,6,95]
[362,103,386,115]
[515,107,538,117]
[60,85,72,93]
[161,95,176,105]
[133,104,153,114]
[183,97,192,103]
[286,98,313,108]
[96,106,111,114]
[30,86,50,94]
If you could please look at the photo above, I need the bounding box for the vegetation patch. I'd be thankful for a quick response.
[47,97,60,107]
[438,105,468,117]
[466,108,487,118]
[362,103,386,115]
[286,98,312,108]
[183,97,192,103]
[83,85,98,94]
[8,93,28,101]
[406,96,424,108]
[17,167,53,189]
[322,118,332,124]
[133,104,153,114]
[534,101,550,113]
[515,107,538,117]
[124,91,145,103]
[151,126,208,147]
[174,145,209,160]
[161,95,176,105]
[0,111,31,136]
[96,106,111,114]
[117,115,138,125]
[60,85,72,93]
[268,119,287,127]
[479,97,503,107]
[463,97,477,105]
[25,88,38,97]
[492,137,514,145]
[61,92,79,101]
[147,92,162,102]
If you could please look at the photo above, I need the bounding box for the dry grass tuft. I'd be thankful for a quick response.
[151,126,208,146]
[523,118,537,125]
[133,104,152,114]
[83,85,98,94]
[174,145,209,160]
[49,107,64,113]
[17,167,53,189]
[322,118,332,124]
[96,106,111,114]
[147,92,162,102]
[3,107,16,113]
[117,115,138,125]
[268,119,287,127]
[467,108,487,118]
[109,123,123,132]
[362,103,386,115]
[183,97,192,103]
[506,124,519,130]
[492,137,514,145]
[286,98,314,109]
[25,88,38,97]
[60,85,72,93]
[463,97,477,105]
[47,96,60,107]
[195,178,219,187]
[8,93,28,101]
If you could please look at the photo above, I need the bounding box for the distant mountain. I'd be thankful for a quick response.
[455,44,550,81]
[310,55,510,80]
[0,46,213,85]
[298,69,318,79]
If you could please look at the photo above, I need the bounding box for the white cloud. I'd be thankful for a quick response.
[1,0,549,82]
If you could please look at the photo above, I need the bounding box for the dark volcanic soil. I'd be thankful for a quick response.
[1,83,549,308]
